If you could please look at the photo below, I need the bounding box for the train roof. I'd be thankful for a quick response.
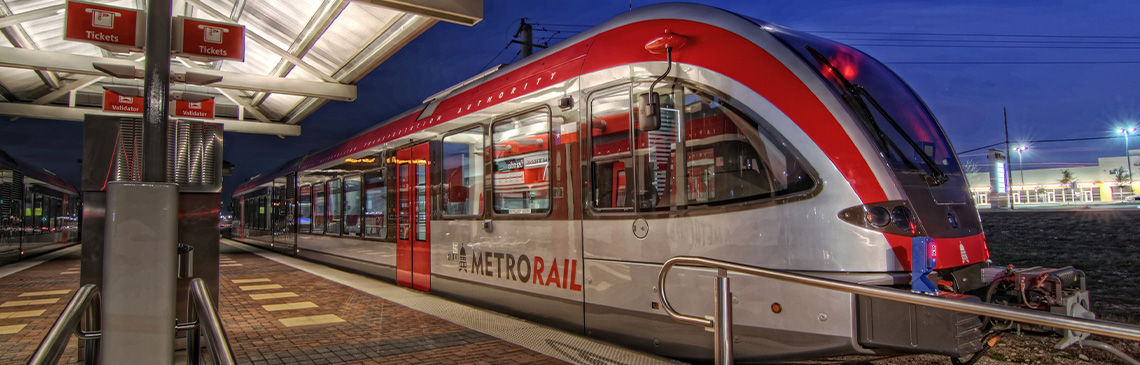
[0,148,78,195]
[233,3,758,196]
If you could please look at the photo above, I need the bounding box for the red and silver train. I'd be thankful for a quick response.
[231,3,1087,362]
[0,148,81,266]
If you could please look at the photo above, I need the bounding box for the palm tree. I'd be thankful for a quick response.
[1058,169,1076,204]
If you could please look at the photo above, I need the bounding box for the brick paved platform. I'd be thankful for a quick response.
[0,242,675,364]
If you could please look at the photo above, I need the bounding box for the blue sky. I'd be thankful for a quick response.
[3,0,1139,199]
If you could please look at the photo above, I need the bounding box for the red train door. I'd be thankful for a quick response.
[396,143,431,291]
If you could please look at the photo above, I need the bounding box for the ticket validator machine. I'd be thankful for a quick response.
[81,115,223,362]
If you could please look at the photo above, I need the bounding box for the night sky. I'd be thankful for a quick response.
[3,0,1139,208]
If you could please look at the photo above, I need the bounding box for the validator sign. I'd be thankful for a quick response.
[173,99,216,119]
[172,17,245,62]
[63,0,146,52]
[102,89,143,114]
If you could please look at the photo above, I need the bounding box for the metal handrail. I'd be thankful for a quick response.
[657,256,1140,364]
[28,284,99,365]
[189,277,236,365]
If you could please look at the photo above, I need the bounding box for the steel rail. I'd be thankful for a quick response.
[190,278,236,365]
[657,256,1140,364]
[27,284,99,365]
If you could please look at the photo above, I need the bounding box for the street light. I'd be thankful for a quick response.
[1120,127,1137,188]
[1014,146,1028,188]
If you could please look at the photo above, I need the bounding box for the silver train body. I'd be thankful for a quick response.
[0,148,81,265]
[232,4,995,361]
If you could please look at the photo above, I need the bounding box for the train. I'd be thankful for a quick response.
[0,148,81,266]
[230,3,1092,362]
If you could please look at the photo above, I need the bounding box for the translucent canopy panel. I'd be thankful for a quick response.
[0,0,479,135]
[303,1,400,76]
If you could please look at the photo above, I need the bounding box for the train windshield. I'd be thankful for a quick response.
[765,25,961,184]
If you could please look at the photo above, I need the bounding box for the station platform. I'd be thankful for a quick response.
[0,241,679,364]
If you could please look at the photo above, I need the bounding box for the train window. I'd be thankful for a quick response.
[313,184,326,234]
[589,86,635,211]
[33,193,42,233]
[681,87,814,203]
[442,127,485,217]
[50,196,60,231]
[343,175,362,237]
[363,172,385,239]
[415,161,428,241]
[491,109,551,215]
[769,28,959,177]
[587,81,814,211]
[299,185,312,233]
[634,83,682,211]
[327,179,342,235]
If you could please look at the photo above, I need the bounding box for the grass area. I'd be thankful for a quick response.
[980,209,1140,325]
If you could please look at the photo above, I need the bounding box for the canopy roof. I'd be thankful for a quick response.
[0,0,482,136]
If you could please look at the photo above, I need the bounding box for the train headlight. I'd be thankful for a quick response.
[866,207,891,227]
[891,206,913,233]
[838,201,923,236]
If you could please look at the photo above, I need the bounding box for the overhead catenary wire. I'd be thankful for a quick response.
[958,136,1119,155]
[807,29,1140,64]
[806,30,1140,40]
[891,61,1140,65]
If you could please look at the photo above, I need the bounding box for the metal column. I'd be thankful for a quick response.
[101,182,178,364]
[142,0,171,183]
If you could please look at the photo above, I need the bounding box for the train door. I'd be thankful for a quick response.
[395,143,431,291]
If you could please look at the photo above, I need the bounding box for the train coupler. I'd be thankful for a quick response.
[981,265,1094,348]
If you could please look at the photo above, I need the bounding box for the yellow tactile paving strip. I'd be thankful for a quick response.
[230,278,269,283]
[261,301,318,312]
[0,246,83,364]
[217,242,572,364]
[18,290,70,297]
[0,309,46,319]
[248,292,298,300]
[277,314,346,327]
[0,324,27,335]
[238,284,282,291]
[1,298,59,307]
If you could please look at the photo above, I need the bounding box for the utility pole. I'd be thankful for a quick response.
[1003,108,1013,209]
[511,18,546,58]
[1121,127,1136,189]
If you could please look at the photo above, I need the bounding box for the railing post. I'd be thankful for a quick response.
[714,269,733,365]
[187,326,201,365]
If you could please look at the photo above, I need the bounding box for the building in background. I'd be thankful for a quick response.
[966,149,1138,207]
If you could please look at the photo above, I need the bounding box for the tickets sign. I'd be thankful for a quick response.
[102,89,143,114]
[173,17,245,62]
[63,0,145,51]
[173,99,215,119]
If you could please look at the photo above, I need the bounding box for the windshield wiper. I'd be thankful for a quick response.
[805,46,948,186]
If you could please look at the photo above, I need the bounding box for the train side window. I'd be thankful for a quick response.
[343,175,362,237]
[589,86,635,212]
[634,83,681,211]
[299,185,312,233]
[23,194,31,233]
[32,193,42,233]
[313,183,326,234]
[680,86,815,204]
[363,172,386,239]
[327,179,342,235]
[442,127,485,217]
[491,109,551,215]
